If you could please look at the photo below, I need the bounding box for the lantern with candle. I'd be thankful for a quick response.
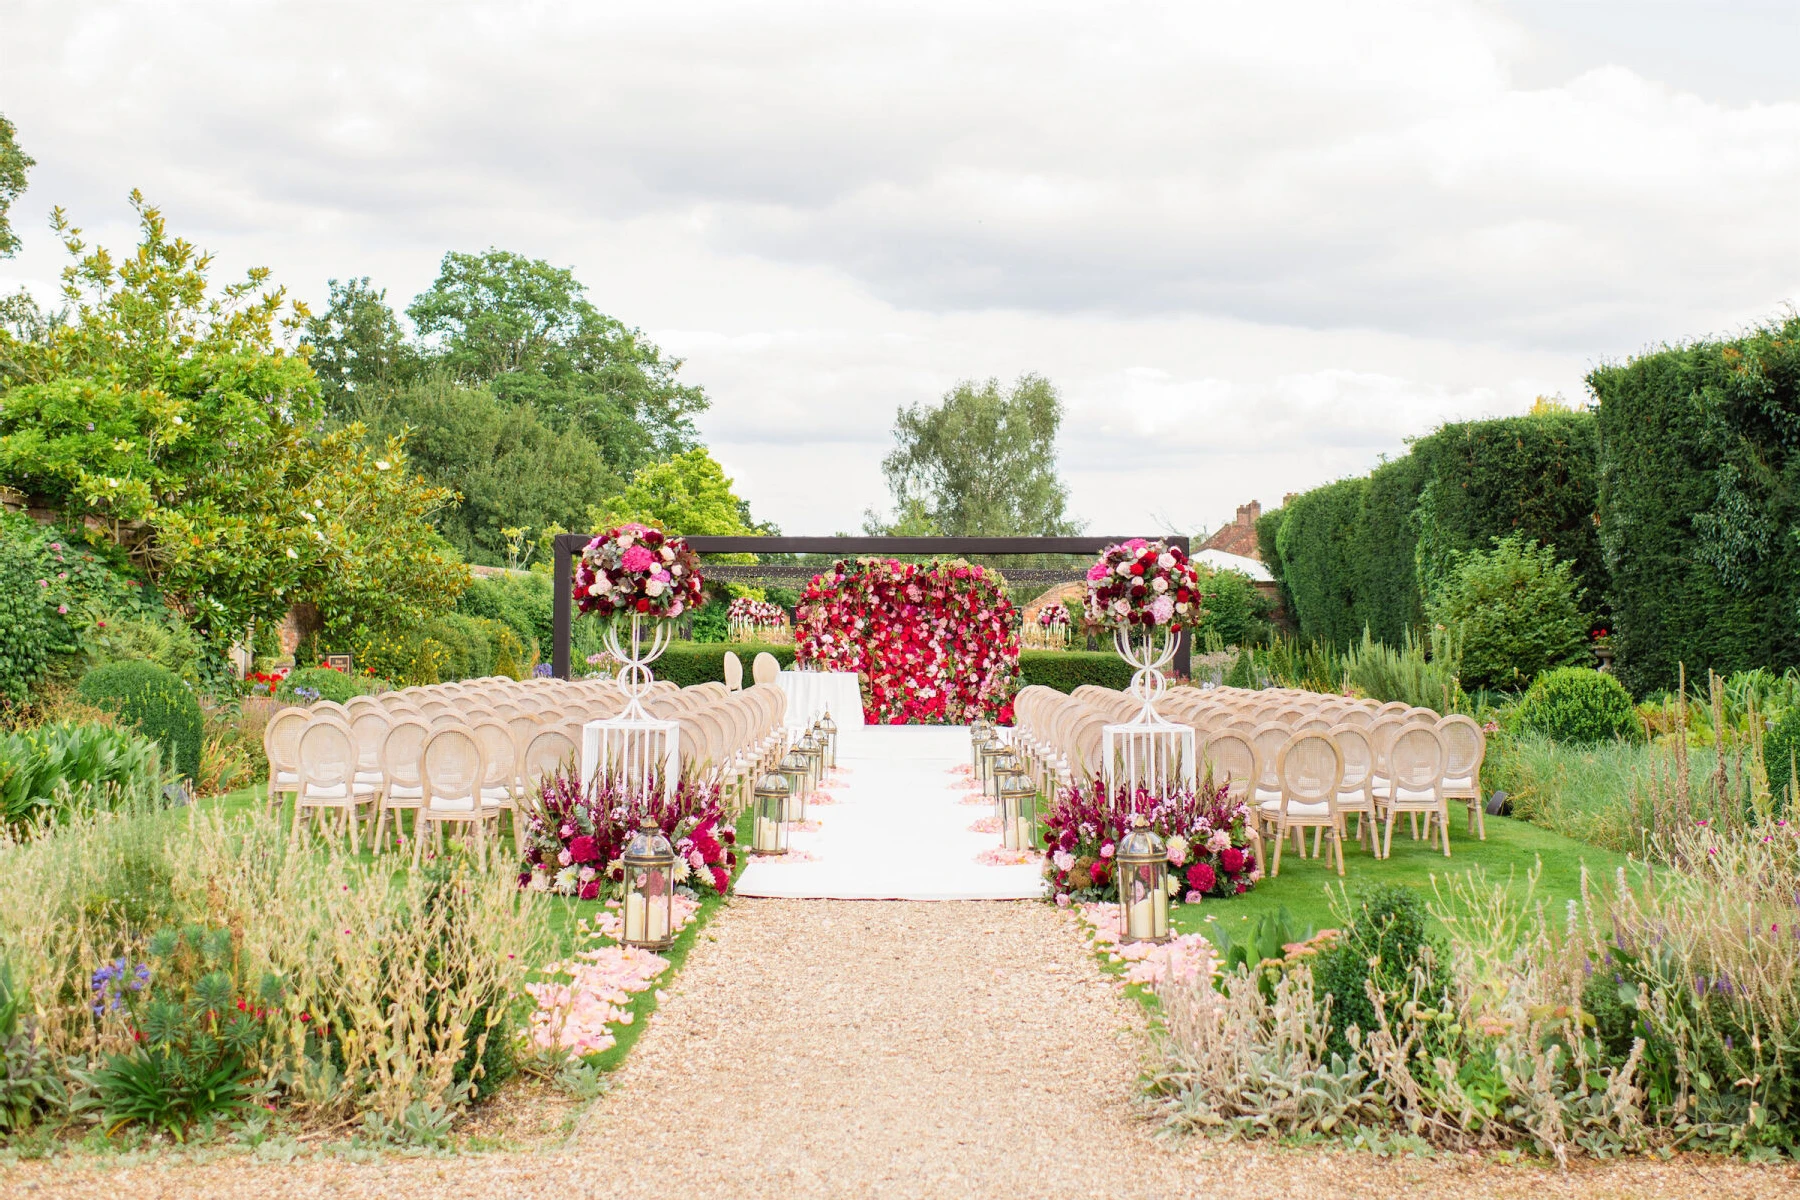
[798,729,825,796]
[621,818,677,950]
[1116,815,1170,945]
[751,773,790,856]
[779,747,811,820]
[969,718,994,771]
[819,712,838,770]
[1000,771,1036,851]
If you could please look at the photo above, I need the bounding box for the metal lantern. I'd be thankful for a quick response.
[751,773,790,856]
[978,737,1009,788]
[621,818,677,950]
[779,747,811,820]
[1116,815,1170,945]
[1000,771,1037,851]
[799,729,824,790]
[991,758,1026,819]
[969,719,994,771]
[819,712,838,770]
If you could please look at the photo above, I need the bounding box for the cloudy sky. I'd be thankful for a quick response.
[2,1,1796,537]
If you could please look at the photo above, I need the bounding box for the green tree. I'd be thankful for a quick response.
[302,276,415,418]
[589,448,752,535]
[878,373,1078,536]
[1425,535,1589,691]
[406,249,707,475]
[0,113,31,259]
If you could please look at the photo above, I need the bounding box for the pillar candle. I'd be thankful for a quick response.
[623,891,646,943]
[1152,885,1168,937]
[1127,888,1153,941]
[647,900,668,944]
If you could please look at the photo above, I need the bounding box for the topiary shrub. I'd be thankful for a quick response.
[1312,883,1446,1062]
[75,660,203,781]
[1222,647,1255,690]
[1511,666,1638,745]
[277,666,367,706]
[1766,706,1800,803]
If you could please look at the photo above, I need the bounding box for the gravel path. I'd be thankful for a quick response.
[7,898,1800,1199]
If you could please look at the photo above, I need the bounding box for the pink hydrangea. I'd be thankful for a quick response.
[621,544,657,573]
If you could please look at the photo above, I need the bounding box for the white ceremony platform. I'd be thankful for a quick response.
[735,724,1047,901]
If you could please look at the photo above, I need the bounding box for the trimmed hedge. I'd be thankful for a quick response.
[650,642,796,688]
[1590,315,1800,695]
[1017,650,1134,693]
[1512,667,1638,745]
[74,659,203,781]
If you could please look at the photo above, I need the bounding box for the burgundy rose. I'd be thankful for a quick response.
[578,879,602,901]
[1219,846,1246,874]
[1186,862,1216,892]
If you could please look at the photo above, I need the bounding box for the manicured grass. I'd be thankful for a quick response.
[1169,810,1634,942]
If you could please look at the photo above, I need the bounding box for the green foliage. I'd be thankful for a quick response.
[1016,650,1134,693]
[86,926,276,1139]
[0,524,56,708]
[350,626,447,688]
[1589,315,1800,695]
[277,666,368,706]
[876,373,1077,536]
[0,721,166,833]
[457,571,550,653]
[427,613,495,680]
[1312,884,1446,1062]
[1254,638,1349,695]
[1425,536,1589,691]
[76,660,203,780]
[303,277,416,418]
[1194,568,1272,648]
[1272,476,1368,648]
[1222,647,1255,690]
[649,642,796,688]
[1512,667,1638,745]
[0,112,30,259]
[687,600,729,643]
[590,447,757,537]
[1343,628,1466,711]
[1764,705,1800,803]
[0,962,62,1132]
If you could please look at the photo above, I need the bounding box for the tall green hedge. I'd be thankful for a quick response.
[1262,410,1603,650]
[1016,650,1134,693]
[1590,315,1800,694]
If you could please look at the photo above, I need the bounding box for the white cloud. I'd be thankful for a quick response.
[0,0,1794,537]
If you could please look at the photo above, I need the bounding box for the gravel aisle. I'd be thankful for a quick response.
[6,898,1799,1199]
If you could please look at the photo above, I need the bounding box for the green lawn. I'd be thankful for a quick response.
[1168,809,1634,942]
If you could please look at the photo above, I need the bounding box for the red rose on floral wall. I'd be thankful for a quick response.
[795,558,1020,724]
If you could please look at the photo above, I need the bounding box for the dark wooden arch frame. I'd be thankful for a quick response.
[551,534,1191,680]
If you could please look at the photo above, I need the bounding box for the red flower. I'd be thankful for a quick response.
[710,866,731,892]
[1219,846,1246,874]
[1089,860,1111,885]
[568,835,599,864]
[578,879,602,901]
[1186,862,1216,892]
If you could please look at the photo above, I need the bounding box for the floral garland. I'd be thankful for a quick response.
[795,558,1020,725]
[519,771,734,899]
[573,524,705,620]
[1083,538,1202,631]
[1041,777,1259,905]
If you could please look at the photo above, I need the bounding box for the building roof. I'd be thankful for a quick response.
[1195,548,1272,583]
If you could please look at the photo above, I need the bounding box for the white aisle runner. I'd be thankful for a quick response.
[735,725,1047,901]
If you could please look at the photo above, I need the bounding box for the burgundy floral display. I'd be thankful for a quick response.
[1039,776,1259,904]
[1082,538,1202,631]
[573,524,705,620]
[795,558,1020,725]
[519,771,733,900]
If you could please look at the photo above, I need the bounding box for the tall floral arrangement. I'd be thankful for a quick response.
[519,771,734,899]
[795,558,1019,725]
[1040,776,1258,904]
[1083,539,1202,631]
[573,524,704,620]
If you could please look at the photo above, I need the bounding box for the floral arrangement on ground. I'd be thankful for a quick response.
[520,771,734,899]
[795,557,1019,724]
[1041,776,1259,904]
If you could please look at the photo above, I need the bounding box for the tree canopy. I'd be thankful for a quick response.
[0,113,31,259]
[589,447,758,536]
[876,373,1078,536]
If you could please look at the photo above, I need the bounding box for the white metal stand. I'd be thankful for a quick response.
[1102,625,1195,796]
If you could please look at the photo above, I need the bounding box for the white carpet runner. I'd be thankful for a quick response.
[734,725,1048,901]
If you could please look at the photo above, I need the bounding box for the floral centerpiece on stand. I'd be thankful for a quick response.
[1040,775,1258,905]
[519,770,734,900]
[1084,538,1202,726]
[727,596,790,643]
[794,557,1019,725]
[574,524,704,621]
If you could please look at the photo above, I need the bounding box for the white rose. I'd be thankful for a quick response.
[671,563,683,575]
[645,579,665,597]
[1175,601,1189,613]
[1112,598,1130,616]
[588,583,603,596]
[1116,562,1133,577]
[661,546,675,561]
[1157,552,1175,569]
[1151,576,1168,593]
[618,533,635,549]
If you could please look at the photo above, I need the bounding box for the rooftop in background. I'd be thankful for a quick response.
[1195,548,1271,583]
[1200,501,1263,561]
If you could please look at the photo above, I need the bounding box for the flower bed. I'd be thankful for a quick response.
[795,558,1019,724]
[519,772,734,899]
[1040,777,1259,904]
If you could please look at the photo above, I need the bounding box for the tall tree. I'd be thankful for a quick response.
[406,249,708,475]
[0,113,32,259]
[878,373,1078,536]
[302,277,414,417]
[589,448,754,536]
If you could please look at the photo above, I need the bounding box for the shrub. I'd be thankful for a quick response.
[1512,667,1637,745]
[1221,647,1255,689]
[1311,883,1445,1062]
[83,611,205,686]
[650,642,796,688]
[688,599,728,643]
[277,665,368,706]
[0,526,57,710]
[456,572,552,649]
[1425,536,1588,691]
[352,626,447,687]
[1016,650,1134,694]
[75,660,203,781]
[1194,569,1272,648]
[1766,705,1800,802]
[0,721,167,833]
[1341,627,1466,712]
[427,613,495,680]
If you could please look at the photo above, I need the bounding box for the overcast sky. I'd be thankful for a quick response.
[2,1,1796,537]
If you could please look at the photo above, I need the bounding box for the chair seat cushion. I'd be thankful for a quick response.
[1336,790,1373,807]
[1253,785,1282,804]
[355,770,384,786]
[387,783,423,801]
[1443,774,1474,790]
[1391,786,1442,803]
[1259,799,1331,819]
[272,770,298,787]
[480,785,515,803]
[300,781,374,801]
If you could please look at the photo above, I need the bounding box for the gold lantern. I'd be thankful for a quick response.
[779,747,811,820]
[969,719,994,771]
[1116,815,1170,945]
[1000,771,1037,851]
[798,729,825,797]
[621,818,677,950]
[751,773,789,856]
[991,758,1025,819]
[977,737,1008,789]
[819,712,838,771]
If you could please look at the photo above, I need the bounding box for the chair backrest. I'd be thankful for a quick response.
[1249,723,1288,787]
[297,719,356,791]
[421,727,487,812]
[381,719,430,790]
[468,720,517,788]
[1337,708,1375,731]
[1331,724,1374,792]
[1202,731,1257,800]
[507,713,542,759]
[523,728,578,788]
[1295,717,1334,734]
[348,709,391,775]
[1368,715,1407,771]
[752,652,781,686]
[1278,733,1343,808]
[264,707,311,781]
[1435,715,1486,780]
[723,651,744,692]
[1389,723,1447,792]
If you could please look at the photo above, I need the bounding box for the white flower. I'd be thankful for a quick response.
[285,547,298,559]
[375,460,391,471]
[645,579,665,597]
[528,872,549,893]
[618,533,635,549]
[1115,562,1133,577]
[1157,552,1174,569]
[672,857,691,883]
[171,414,184,425]
[660,546,674,561]
[1166,834,1189,863]
[587,583,603,596]
[1112,598,1130,616]
[106,478,119,488]
[301,510,315,522]
[1151,576,1168,593]
[554,866,578,893]
[1166,874,1182,896]
[1053,850,1075,872]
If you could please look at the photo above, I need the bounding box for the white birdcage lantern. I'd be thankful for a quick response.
[580,613,679,797]
[1102,624,1195,796]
